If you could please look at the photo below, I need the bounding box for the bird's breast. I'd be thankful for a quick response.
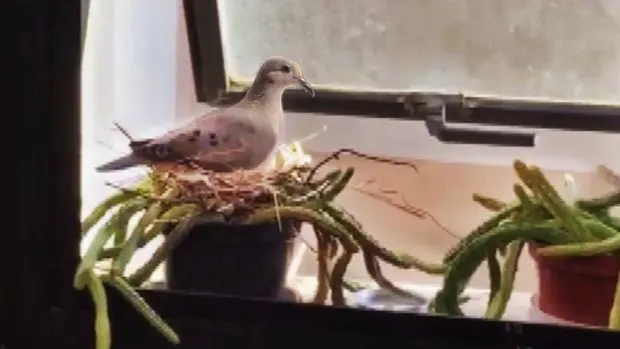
[248,125,278,167]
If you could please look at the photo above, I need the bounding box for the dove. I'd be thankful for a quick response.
[96,57,314,173]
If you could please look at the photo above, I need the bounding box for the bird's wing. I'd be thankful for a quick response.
[133,109,260,170]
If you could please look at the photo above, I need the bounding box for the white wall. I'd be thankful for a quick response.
[82,0,183,216]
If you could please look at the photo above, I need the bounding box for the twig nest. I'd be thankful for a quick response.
[148,164,313,218]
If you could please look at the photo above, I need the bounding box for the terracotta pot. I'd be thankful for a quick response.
[528,243,620,327]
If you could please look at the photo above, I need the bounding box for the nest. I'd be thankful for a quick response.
[145,162,325,221]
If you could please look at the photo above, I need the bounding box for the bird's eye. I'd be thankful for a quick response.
[281,65,292,74]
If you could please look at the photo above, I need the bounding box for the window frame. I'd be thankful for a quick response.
[184,0,620,145]
[5,0,620,348]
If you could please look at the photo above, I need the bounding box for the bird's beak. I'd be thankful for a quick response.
[297,77,315,97]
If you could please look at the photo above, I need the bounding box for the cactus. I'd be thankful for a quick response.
[433,160,620,330]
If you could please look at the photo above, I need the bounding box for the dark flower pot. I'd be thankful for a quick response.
[165,219,298,299]
[529,243,620,327]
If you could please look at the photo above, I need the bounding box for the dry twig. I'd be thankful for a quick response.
[353,186,458,240]
[597,165,620,189]
[306,148,418,182]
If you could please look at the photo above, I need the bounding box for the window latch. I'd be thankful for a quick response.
[403,93,536,147]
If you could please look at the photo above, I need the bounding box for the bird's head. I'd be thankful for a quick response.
[256,57,315,97]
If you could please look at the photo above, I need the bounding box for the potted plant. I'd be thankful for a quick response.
[431,159,620,330]
[76,145,441,349]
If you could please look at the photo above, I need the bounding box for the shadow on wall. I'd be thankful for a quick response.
[296,152,612,292]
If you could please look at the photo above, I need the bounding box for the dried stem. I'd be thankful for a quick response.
[113,121,135,141]
[307,148,418,182]
[353,186,458,240]
[597,165,620,189]
[312,228,334,304]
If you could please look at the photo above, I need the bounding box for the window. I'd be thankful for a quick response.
[13,0,618,348]
[189,0,620,135]
[219,0,620,102]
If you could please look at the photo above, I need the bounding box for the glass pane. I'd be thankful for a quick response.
[219,0,620,104]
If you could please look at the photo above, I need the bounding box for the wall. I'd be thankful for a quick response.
[82,0,620,291]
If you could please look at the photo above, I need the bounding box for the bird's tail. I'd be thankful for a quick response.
[96,153,143,172]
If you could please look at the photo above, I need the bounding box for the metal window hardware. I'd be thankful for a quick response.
[403,93,536,147]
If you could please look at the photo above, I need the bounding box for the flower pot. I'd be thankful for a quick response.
[528,243,620,327]
[165,219,299,299]
[527,293,600,327]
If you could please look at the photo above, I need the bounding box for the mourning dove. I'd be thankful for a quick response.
[96,57,314,172]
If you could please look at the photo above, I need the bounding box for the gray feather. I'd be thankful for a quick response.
[93,57,309,174]
[96,153,143,172]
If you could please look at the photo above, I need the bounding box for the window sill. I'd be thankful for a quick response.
[59,278,616,349]
[289,277,532,320]
[143,275,580,329]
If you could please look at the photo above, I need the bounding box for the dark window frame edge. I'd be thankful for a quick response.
[59,286,620,349]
